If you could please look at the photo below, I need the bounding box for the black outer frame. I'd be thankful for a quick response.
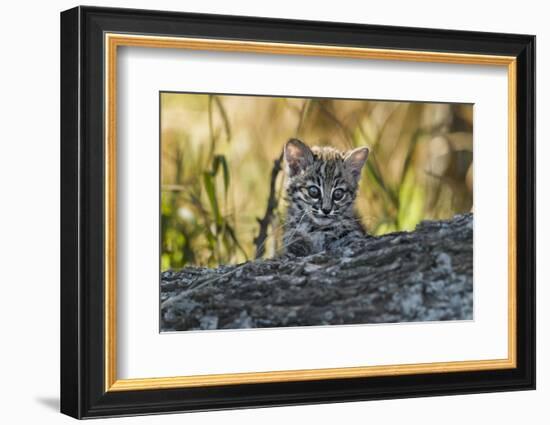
[60,5,535,419]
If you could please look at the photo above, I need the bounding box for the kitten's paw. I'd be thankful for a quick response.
[284,240,313,257]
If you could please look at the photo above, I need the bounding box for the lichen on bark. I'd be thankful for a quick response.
[161,213,473,332]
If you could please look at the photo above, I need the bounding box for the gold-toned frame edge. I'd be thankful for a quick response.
[104,33,518,392]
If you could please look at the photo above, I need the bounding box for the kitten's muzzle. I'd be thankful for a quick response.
[321,207,332,215]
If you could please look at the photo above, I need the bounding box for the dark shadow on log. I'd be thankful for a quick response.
[161,213,473,331]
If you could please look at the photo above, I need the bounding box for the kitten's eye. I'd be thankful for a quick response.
[307,186,320,198]
[332,189,345,201]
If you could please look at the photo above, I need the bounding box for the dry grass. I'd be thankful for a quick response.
[161,93,473,269]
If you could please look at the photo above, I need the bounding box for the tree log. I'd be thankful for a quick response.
[161,213,473,331]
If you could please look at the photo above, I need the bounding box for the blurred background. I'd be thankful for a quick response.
[161,93,473,270]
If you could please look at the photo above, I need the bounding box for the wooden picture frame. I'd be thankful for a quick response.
[60,5,535,419]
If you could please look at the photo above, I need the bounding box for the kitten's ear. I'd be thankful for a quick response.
[284,138,314,177]
[344,147,369,181]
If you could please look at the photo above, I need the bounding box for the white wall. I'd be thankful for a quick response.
[0,0,545,423]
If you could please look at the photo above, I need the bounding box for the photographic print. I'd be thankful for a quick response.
[160,93,474,332]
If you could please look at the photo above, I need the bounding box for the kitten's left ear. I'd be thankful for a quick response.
[344,147,369,181]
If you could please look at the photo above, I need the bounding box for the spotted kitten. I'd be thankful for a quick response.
[282,138,369,257]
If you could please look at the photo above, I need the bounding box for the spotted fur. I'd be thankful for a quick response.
[282,138,369,256]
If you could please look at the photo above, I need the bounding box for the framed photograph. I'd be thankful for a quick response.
[60,6,535,419]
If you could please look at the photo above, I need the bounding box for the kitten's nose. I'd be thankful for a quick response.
[321,207,331,215]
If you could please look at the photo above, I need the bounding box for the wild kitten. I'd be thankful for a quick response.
[282,138,369,256]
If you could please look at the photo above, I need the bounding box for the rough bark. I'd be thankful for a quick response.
[161,213,473,332]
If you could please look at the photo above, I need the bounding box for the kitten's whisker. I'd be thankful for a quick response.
[253,220,291,257]
[278,211,310,255]
[252,210,309,258]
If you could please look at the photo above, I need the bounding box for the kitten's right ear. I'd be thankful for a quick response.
[284,139,314,177]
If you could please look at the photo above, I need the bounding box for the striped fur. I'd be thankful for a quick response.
[283,138,369,256]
